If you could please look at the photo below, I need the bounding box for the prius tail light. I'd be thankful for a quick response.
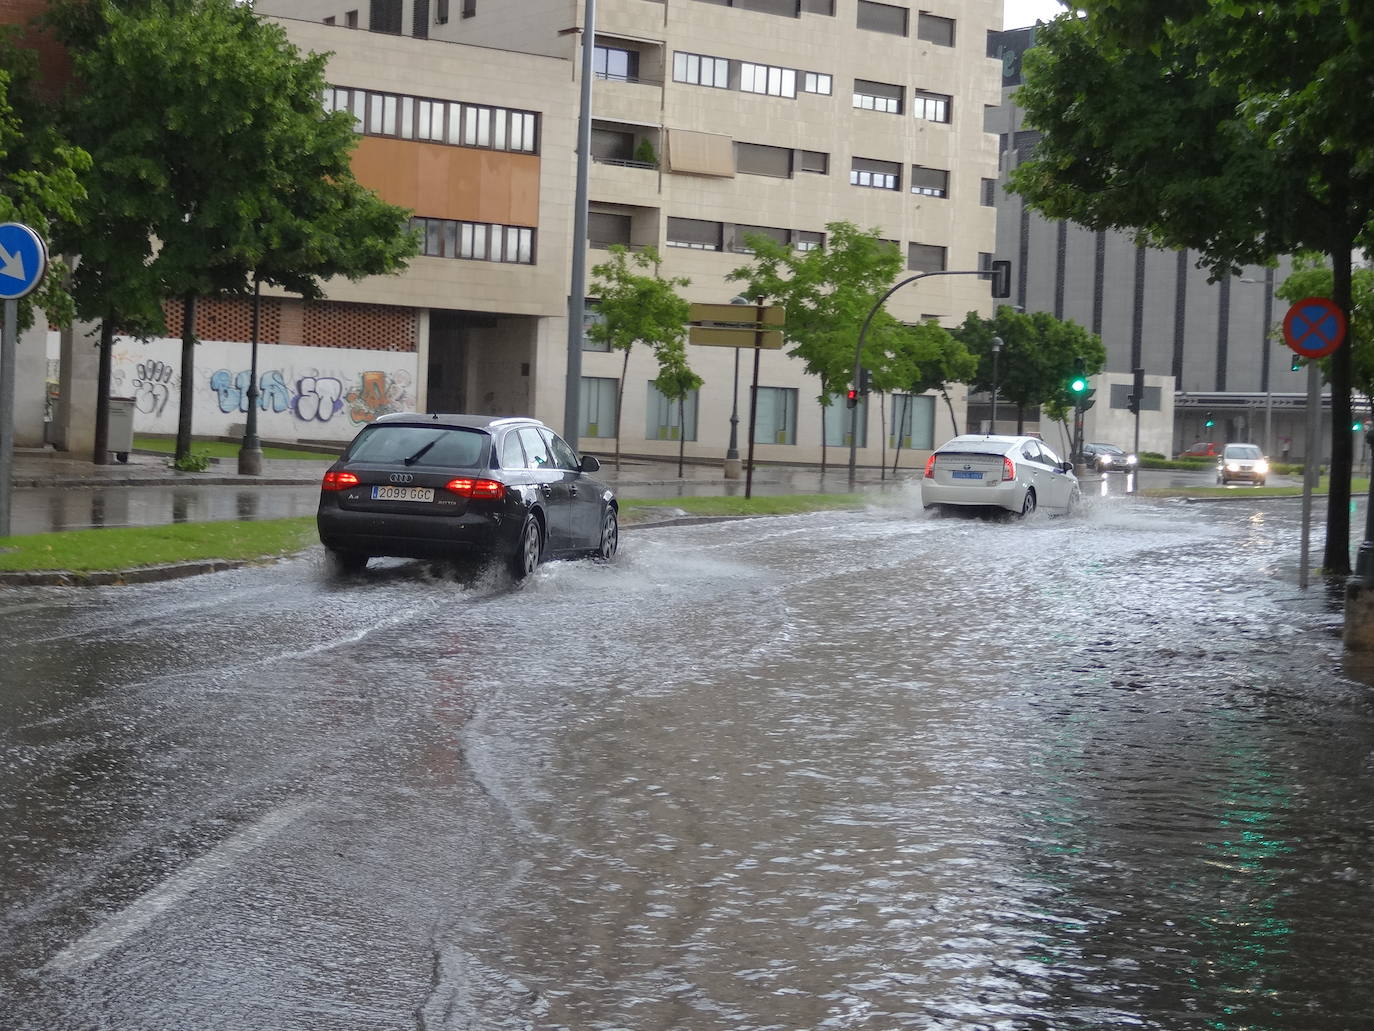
[1002,457,1016,481]
[445,477,506,500]
[923,454,937,479]
[321,471,359,491]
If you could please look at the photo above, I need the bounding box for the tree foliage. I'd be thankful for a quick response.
[0,30,89,329]
[1010,0,1374,573]
[952,306,1105,430]
[49,0,416,459]
[587,245,695,468]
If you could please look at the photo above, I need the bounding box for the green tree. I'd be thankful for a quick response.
[1277,256,1374,401]
[0,32,89,331]
[651,338,704,477]
[952,306,1104,435]
[53,0,415,464]
[1010,1,1374,574]
[875,320,976,468]
[727,222,906,472]
[587,245,694,470]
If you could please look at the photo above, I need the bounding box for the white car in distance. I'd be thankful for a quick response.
[922,434,1081,517]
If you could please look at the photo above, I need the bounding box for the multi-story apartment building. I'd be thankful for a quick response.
[985,25,1314,460]
[34,0,1005,468]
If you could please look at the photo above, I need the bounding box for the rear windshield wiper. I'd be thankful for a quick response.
[403,438,439,466]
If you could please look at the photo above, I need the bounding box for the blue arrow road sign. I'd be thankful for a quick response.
[0,222,48,300]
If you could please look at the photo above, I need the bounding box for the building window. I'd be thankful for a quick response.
[890,393,935,449]
[907,242,946,273]
[824,392,867,448]
[740,62,797,98]
[346,9,359,27]
[730,224,790,253]
[910,166,949,197]
[799,150,828,174]
[325,86,538,154]
[736,142,793,177]
[436,0,449,22]
[800,0,834,11]
[666,217,723,250]
[853,79,903,114]
[856,0,908,36]
[462,0,476,16]
[802,71,832,95]
[647,382,699,441]
[410,217,535,264]
[588,211,632,248]
[370,0,402,33]
[913,90,952,123]
[851,157,900,191]
[917,12,954,46]
[582,304,611,351]
[594,45,640,83]
[793,230,824,251]
[981,177,997,206]
[412,0,429,38]
[673,51,731,88]
[580,377,619,438]
[753,387,798,445]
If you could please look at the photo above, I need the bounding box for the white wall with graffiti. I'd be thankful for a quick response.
[110,336,418,444]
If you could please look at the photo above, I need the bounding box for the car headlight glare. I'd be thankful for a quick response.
[1255,460,1269,474]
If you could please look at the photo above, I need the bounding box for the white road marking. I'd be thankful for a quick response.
[45,802,310,973]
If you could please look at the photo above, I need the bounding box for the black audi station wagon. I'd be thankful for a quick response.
[317,413,618,578]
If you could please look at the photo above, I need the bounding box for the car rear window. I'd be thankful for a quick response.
[346,425,487,468]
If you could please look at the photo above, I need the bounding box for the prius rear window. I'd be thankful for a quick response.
[346,425,487,468]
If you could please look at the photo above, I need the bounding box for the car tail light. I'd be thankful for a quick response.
[321,471,359,491]
[1002,457,1016,481]
[445,477,506,500]
[923,454,937,479]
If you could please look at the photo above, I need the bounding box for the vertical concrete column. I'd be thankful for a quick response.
[413,308,430,415]
[53,317,101,455]
[12,320,51,447]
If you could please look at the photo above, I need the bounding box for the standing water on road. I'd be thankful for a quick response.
[1,489,1371,1031]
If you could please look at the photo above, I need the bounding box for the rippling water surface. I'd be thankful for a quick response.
[2,490,1372,1031]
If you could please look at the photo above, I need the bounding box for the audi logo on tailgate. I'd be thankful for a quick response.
[389,473,414,484]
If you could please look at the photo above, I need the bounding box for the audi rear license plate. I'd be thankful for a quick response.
[372,485,435,502]
[952,470,983,479]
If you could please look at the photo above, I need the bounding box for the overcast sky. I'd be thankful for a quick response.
[1003,0,1069,29]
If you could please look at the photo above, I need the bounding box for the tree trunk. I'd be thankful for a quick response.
[175,293,197,463]
[1324,240,1355,576]
[677,397,686,477]
[1017,404,1026,435]
[941,387,959,437]
[892,394,905,475]
[615,348,629,470]
[820,398,828,477]
[92,318,114,465]
[879,392,887,479]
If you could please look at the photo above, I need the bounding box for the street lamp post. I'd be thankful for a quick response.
[724,296,752,479]
[990,335,1003,432]
[237,275,263,476]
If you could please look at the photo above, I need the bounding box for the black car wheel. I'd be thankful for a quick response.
[510,515,543,580]
[1019,489,1037,518]
[325,548,368,574]
[596,507,619,561]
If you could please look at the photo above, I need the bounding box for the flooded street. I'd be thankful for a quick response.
[2,489,1372,1030]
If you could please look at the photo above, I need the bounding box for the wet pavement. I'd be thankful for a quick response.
[1,491,1369,1030]
[5,446,1293,536]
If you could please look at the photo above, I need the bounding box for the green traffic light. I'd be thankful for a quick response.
[1070,377,1087,393]
[1355,421,1364,432]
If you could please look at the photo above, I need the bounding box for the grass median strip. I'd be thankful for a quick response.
[0,518,319,572]
[134,436,337,462]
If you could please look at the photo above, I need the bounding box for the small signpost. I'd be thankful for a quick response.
[1283,296,1347,589]
[0,221,49,538]
[688,301,785,498]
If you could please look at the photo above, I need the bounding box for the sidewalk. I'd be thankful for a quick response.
[6,445,915,536]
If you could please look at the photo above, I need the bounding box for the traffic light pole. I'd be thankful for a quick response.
[848,268,1004,485]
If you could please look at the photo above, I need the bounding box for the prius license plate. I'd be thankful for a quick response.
[952,470,983,480]
[372,485,435,502]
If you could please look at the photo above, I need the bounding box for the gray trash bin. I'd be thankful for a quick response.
[107,396,136,463]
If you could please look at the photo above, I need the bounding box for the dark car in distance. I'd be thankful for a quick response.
[317,413,618,578]
[1081,442,1137,472]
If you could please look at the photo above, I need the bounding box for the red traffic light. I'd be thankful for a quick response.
[845,388,859,409]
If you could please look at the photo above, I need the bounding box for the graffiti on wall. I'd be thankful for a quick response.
[209,367,411,424]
